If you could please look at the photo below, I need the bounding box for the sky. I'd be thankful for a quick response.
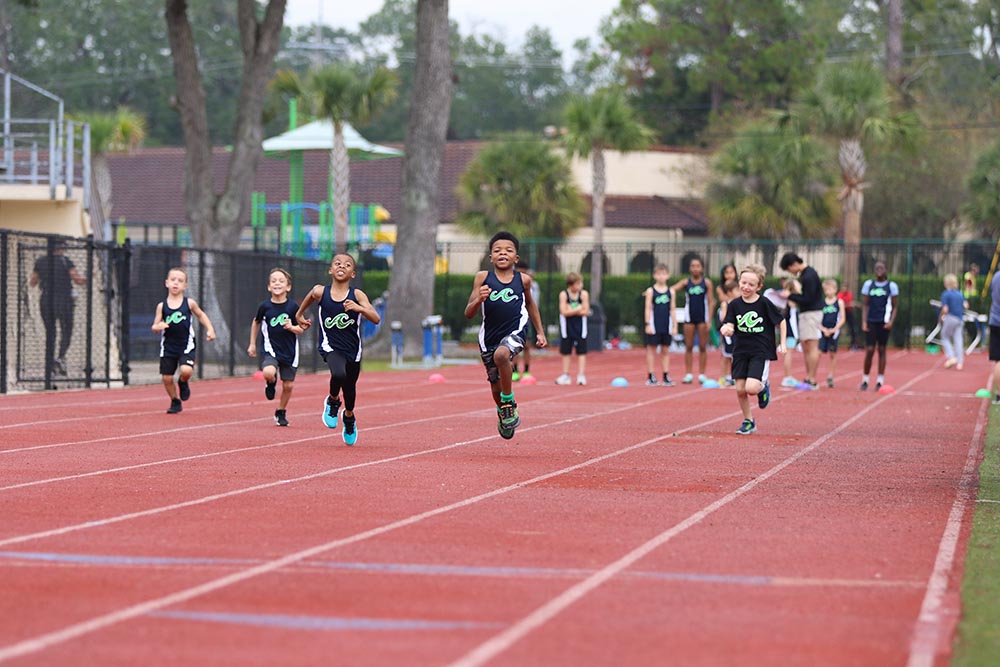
[284,0,619,56]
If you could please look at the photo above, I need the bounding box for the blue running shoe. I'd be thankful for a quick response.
[758,381,770,409]
[342,414,357,446]
[322,396,340,428]
[736,418,756,435]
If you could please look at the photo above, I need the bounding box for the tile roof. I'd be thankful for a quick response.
[106,143,706,235]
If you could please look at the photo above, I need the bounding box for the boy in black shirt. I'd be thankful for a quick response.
[720,264,787,435]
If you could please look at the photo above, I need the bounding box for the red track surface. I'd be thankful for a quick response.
[0,347,989,666]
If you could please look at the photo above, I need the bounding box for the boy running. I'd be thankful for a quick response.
[296,253,380,446]
[152,267,216,414]
[248,268,304,426]
[719,264,786,435]
[465,231,547,439]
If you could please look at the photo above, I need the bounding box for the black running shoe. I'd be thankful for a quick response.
[859,380,869,391]
[662,374,675,387]
[167,398,182,414]
[274,409,289,426]
[265,381,276,400]
[757,381,770,409]
[178,380,191,401]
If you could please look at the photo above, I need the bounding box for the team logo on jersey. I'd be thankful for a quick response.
[689,285,706,295]
[736,311,765,333]
[324,313,354,329]
[490,288,518,303]
[654,294,670,304]
[165,311,186,325]
[270,313,291,327]
[869,286,888,297]
[823,304,838,314]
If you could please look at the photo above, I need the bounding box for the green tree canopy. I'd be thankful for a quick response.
[456,135,586,242]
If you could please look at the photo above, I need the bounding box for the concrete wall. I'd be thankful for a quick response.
[0,185,89,237]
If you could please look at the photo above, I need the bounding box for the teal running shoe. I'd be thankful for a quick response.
[342,414,357,446]
[322,397,341,428]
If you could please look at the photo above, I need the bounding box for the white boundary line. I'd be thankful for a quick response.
[0,367,934,663]
[0,388,699,548]
[905,398,989,667]
[444,365,938,667]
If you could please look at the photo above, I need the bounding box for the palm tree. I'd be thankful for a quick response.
[272,65,399,252]
[456,135,586,261]
[562,88,653,302]
[706,118,838,271]
[75,107,146,239]
[787,61,920,296]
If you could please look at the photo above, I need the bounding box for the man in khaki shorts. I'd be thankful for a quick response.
[780,252,825,389]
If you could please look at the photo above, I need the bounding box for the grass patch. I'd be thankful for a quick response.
[952,404,1000,666]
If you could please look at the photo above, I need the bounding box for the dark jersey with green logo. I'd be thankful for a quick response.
[861,278,899,324]
[254,299,300,366]
[684,278,709,324]
[479,270,528,351]
[722,295,784,361]
[648,286,671,334]
[159,297,195,359]
[318,286,362,361]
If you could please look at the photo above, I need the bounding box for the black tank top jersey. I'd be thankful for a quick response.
[159,298,196,358]
[648,287,671,334]
[318,285,362,361]
[255,299,300,366]
[685,278,709,324]
[479,271,529,351]
[559,289,588,340]
[821,299,839,329]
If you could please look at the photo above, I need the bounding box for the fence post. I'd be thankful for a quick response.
[120,239,132,385]
[390,321,404,367]
[84,235,94,387]
[198,250,206,380]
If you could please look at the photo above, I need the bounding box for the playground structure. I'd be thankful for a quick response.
[249,193,392,259]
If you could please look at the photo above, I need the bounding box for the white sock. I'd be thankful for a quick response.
[877,374,885,384]
[862,375,870,383]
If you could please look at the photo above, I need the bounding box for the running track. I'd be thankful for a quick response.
[0,348,990,666]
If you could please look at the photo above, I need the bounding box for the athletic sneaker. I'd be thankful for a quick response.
[682,373,694,384]
[322,396,341,428]
[178,380,191,401]
[781,377,799,388]
[662,374,675,387]
[859,380,869,391]
[698,374,709,384]
[724,377,735,387]
[274,409,289,427]
[265,380,276,400]
[499,400,520,432]
[646,376,659,386]
[555,373,572,385]
[342,414,358,446]
[512,371,521,382]
[826,376,834,388]
[736,418,756,435]
[757,382,770,409]
[577,374,587,386]
[993,394,1000,405]
[53,357,67,376]
[875,382,883,391]
[166,398,182,414]
[521,372,533,381]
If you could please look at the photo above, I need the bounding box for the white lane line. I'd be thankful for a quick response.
[905,398,988,667]
[0,387,701,547]
[1,387,478,455]
[0,365,933,662]
[446,366,939,667]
